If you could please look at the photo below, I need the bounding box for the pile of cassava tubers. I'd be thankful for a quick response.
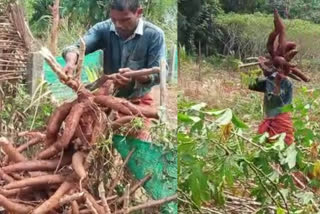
[0,40,177,213]
[259,9,310,82]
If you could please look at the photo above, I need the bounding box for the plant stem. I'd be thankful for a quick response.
[245,160,290,213]
[247,162,279,206]
[178,188,203,213]
[232,131,268,152]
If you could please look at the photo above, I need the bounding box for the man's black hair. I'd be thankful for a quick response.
[110,0,140,12]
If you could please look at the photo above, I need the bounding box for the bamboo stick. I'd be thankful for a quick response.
[239,62,260,68]
[0,53,27,57]
[0,70,25,73]
[115,174,152,204]
[0,64,26,68]
[0,46,26,49]
[0,59,26,63]
[0,60,27,64]
[113,194,177,214]
[107,149,135,196]
[0,33,21,38]
[0,40,25,44]
[0,77,22,81]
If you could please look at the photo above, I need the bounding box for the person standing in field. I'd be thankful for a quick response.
[249,56,294,145]
[62,0,166,141]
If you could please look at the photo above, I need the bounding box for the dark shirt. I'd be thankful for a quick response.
[249,73,293,117]
[62,19,166,99]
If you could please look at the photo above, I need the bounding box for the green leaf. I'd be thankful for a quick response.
[205,109,226,116]
[180,154,196,165]
[190,120,204,133]
[304,104,311,110]
[281,104,294,113]
[296,128,314,142]
[279,189,289,200]
[294,120,305,130]
[188,162,209,206]
[271,133,286,151]
[252,133,268,144]
[231,114,248,129]
[259,132,269,144]
[178,143,194,154]
[177,113,191,123]
[190,102,207,111]
[215,108,233,126]
[301,86,308,93]
[284,144,297,169]
[276,207,286,214]
[269,170,280,182]
[189,116,201,123]
[296,192,314,204]
[208,182,215,195]
[309,179,320,189]
[178,113,194,123]
[177,133,192,143]
[213,180,225,206]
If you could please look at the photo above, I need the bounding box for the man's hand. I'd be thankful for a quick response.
[63,63,76,77]
[119,68,150,84]
[108,68,131,88]
[63,52,78,77]
[258,56,273,77]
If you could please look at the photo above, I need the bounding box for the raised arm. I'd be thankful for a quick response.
[249,78,267,93]
[258,56,274,77]
[62,21,107,76]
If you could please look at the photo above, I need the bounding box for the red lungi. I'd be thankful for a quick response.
[258,112,294,145]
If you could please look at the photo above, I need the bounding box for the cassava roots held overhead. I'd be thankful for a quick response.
[261,9,310,82]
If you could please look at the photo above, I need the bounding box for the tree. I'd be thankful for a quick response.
[289,0,320,23]
[28,0,177,38]
[178,0,202,52]
[178,0,223,55]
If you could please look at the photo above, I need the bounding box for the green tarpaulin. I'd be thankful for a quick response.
[44,51,103,101]
[113,135,177,213]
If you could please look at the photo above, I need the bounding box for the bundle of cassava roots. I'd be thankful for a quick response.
[260,9,310,82]
[0,40,177,213]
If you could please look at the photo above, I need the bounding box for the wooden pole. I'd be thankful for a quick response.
[49,0,60,56]
[177,47,180,83]
[168,46,175,83]
[0,81,2,134]
[238,62,260,68]
[160,59,167,122]
[171,46,177,84]
[206,43,208,56]
[26,52,44,96]
[198,40,201,80]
